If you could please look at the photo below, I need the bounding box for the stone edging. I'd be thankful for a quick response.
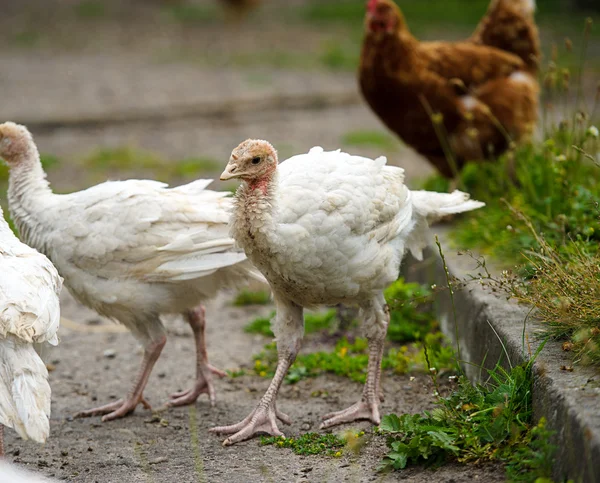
[403,230,600,483]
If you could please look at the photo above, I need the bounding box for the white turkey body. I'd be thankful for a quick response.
[212,142,484,445]
[0,206,62,448]
[12,177,254,320]
[2,122,263,420]
[230,147,479,307]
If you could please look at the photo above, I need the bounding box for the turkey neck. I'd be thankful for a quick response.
[232,172,277,253]
[7,148,54,252]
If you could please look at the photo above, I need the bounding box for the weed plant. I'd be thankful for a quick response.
[424,18,600,366]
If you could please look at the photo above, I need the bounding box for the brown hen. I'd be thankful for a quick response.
[359,0,540,178]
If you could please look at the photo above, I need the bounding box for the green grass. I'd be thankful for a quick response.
[173,157,222,177]
[385,279,435,343]
[433,132,600,267]
[11,31,41,48]
[260,432,361,457]
[428,32,600,365]
[341,130,399,151]
[164,4,219,24]
[82,146,222,179]
[245,279,451,383]
[74,0,105,19]
[233,289,271,307]
[299,0,590,33]
[244,309,338,338]
[508,232,600,366]
[319,41,360,71]
[378,350,556,481]
[253,331,455,384]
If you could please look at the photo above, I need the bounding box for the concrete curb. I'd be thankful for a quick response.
[403,230,600,483]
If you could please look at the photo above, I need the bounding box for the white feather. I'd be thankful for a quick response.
[231,147,483,310]
[0,461,56,482]
[6,123,264,355]
[0,206,61,444]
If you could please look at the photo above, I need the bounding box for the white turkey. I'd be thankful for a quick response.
[0,204,62,454]
[0,122,264,422]
[0,461,57,482]
[211,140,484,445]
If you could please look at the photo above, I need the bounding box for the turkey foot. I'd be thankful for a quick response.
[320,313,385,429]
[210,404,292,446]
[211,349,296,445]
[320,399,380,429]
[166,306,226,407]
[76,395,152,422]
[76,334,166,421]
[168,364,226,407]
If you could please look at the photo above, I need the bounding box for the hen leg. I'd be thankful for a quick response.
[210,298,303,445]
[76,317,166,422]
[168,305,226,407]
[321,296,389,429]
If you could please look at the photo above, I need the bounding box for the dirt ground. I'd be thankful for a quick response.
[4,291,506,483]
[1,0,595,481]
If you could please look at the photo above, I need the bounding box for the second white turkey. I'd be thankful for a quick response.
[0,122,263,422]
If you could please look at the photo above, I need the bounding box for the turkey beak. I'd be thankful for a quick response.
[220,163,239,181]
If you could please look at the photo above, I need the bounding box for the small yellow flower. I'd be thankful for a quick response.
[254,360,262,369]
[259,370,267,377]
[334,451,342,458]
[339,347,348,358]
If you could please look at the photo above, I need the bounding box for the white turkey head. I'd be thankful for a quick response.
[220,139,278,182]
[0,122,35,165]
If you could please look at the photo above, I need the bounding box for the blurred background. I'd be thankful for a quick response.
[0,0,598,198]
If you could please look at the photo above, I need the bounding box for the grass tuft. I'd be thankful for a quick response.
[385,279,435,343]
[260,433,354,457]
[74,0,105,18]
[341,130,398,150]
[379,355,555,481]
[253,331,454,384]
[165,4,219,24]
[82,146,221,179]
[233,289,271,307]
[244,309,338,338]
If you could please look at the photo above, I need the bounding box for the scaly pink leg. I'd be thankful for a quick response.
[209,353,293,445]
[76,335,166,421]
[168,305,226,407]
[211,298,303,445]
[320,301,389,429]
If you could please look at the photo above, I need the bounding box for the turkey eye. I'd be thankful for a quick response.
[251,156,261,165]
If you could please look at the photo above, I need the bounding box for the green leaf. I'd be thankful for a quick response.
[380,414,402,433]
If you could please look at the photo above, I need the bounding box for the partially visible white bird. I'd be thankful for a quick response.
[0,204,62,455]
[211,141,484,445]
[0,122,264,422]
[0,461,57,482]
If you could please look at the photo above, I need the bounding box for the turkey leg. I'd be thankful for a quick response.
[210,297,301,445]
[168,305,226,407]
[75,324,166,422]
[209,352,293,445]
[320,300,389,429]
